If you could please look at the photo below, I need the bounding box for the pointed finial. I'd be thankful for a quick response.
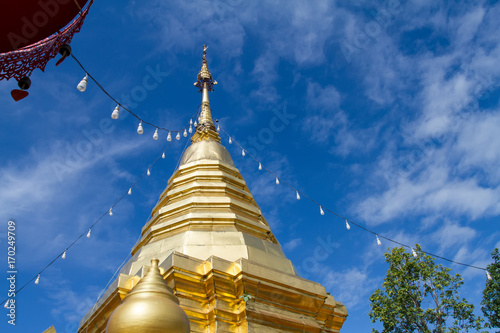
[191,45,220,143]
[195,45,217,91]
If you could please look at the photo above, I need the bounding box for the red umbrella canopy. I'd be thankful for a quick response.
[0,0,89,53]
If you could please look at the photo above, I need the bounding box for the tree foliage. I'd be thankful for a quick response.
[481,248,500,330]
[369,244,484,333]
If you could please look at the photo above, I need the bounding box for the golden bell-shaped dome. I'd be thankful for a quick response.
[106,259,190,333]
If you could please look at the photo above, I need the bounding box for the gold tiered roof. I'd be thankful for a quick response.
[79,46,347,333]
[119,45,295,277]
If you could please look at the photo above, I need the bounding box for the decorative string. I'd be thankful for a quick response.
[218,126,488,272]
[1,141,176,305]
[72,0,84,15]
[70,54,201,134]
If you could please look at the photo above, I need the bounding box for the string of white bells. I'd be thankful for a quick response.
[224,126,385,248]
[108,103,193,141]
[1,140,177,305]
[220,125,492,279]
[74,63,198,141]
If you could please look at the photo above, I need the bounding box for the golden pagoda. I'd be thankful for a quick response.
[78,46,347,333]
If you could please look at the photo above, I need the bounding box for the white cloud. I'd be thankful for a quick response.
[453,6,485,47]
[456,111,500,181]
[452,245,490,279]
[0,122,154,275]
[132,0,245,58]
[431,222,477,250]
[302,81,344,142]
[322,267,378,309]
[414,67,472,139]
[306,81,341,111]
[283,237,302,252]
[0,136,144,216]
[357,160,500,224]
[251,51,280,103]
[42,269,104,328]
[350,1,500,224]
[136,0,349,107]
[332,124,381,156]
[302,81,380,156]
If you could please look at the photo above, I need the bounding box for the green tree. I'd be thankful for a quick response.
[481,248,500,330]
[369,244,484,333]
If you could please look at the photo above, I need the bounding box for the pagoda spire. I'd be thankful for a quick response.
[191,45,220,143]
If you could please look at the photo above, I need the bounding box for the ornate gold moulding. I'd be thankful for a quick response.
[79,252,347,333]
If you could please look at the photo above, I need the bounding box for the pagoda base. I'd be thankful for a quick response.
[79,252,347,333]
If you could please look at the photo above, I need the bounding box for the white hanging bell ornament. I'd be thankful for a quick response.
[87,229,91,238]
[167,132,172,141]
[183,129,187,137]
[275,177,280,185]
[128,188,132,195]
[35,274,40,285]
[77,74,88,92]
[376,235,382,246]
[147,169,151,176]
[345,220,351,230]
[258,163,262,170]
[242,150,246,157]
[176,132,180,140]
[296,191,300,200]
[320,206,324,215]
[153,129,159,140]
[487,271,492,280]
[109,208,113,216]
[111,105,119,119]
[229,137,232,144]
[189,126,193,133]
[162,152,165,159]
[62,251,67,259]
[137,122,144,135]
[411,247,418,258]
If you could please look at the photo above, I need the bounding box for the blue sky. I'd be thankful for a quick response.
[1,0,500,332]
